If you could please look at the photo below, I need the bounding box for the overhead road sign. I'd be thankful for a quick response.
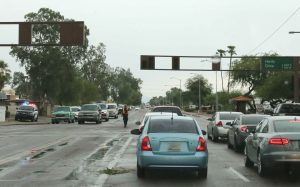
[261,57,294,71]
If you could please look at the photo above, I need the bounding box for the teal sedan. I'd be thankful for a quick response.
[51,106,75,124]
[131,116,208,178]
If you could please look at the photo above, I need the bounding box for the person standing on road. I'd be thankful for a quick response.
[122,105,129,128]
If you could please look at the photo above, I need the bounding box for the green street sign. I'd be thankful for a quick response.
[261,57,294,71]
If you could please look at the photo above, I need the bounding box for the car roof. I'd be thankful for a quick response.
[264,116,300,121]
[240,114,269,117]
[217,111,243,114]
[149,115,193,121]
[153,106,180,109]
[145,112,178,117]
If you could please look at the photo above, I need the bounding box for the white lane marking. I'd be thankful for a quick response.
[95,136,133,187]
[228,167,250,183]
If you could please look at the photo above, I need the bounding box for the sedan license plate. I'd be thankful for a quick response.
[168,142,181,152]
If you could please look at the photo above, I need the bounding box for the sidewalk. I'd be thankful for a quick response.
[0,116,51,126]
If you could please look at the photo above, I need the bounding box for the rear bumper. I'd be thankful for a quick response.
[78,116,98,121]
[138,151,208,169]
[52,117,70,121]
[216,127,229,138]
[262,152,300,167]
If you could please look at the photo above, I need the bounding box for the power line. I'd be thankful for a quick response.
[248,7,300,55]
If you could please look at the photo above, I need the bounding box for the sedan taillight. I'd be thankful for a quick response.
[196,137,206,151]
[269,138,289,145]
[141,136,152,151]
[216,121,223,127]
[240,125,247,133]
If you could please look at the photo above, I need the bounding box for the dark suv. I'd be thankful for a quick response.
[273,103,300,116]
[15,105,39,122]
[78,104,102,124]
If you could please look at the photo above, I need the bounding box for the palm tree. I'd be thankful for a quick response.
[227,46,237,93]
[217,49,226,92]
[0,60,11,90]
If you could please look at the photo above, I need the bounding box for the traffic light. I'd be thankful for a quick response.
[140,55,155,70]
[172,56,180,70]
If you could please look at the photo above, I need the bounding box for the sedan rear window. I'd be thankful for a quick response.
[148,119,198,134]
[274,120,300,132]
[220,113,240,120]
[241,116,265,125]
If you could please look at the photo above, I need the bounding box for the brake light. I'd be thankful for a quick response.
[141,136,152,151]
[240,126,247,133]
[216,121,223,127]
[269,138,289,145]
[196,137,206,151]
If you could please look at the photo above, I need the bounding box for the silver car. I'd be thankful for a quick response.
[207,111,242,141]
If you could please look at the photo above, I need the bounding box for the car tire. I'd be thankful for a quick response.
[35,116,38,122]
[227,136,232,149]
[198,168,207,179]
[211,131,218,142]
[31,117,34,122]
[137,163,145,178]
[78,120,82,124]
[233,136,239,152]
[106,118,109,122]
[257,152,268,177]
[244,147,254,168]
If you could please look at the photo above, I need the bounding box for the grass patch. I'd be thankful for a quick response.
[100,167,132,175]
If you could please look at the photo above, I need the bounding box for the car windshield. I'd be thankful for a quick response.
[19,106,34,111]
[99,104,107,109]
[274,120,300,132]
[71,108,80,112]
[148,118,198,134]
[107,105,116,109]
[279,104,300,113]
[241,116,265,125]
[220,113,240,120]
[54,106,69,112]
[81,105,98,111]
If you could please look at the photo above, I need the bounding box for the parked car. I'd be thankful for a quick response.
[151,106,183,116]
[107,103,118,118]
[135,112,178,132]
[51,106,75,124]
[272,103,300,116]
[131,116,208,178]
[244,116,300,176]
[98,103,109,121]
[227,114,269,152]
[71,106,81,121]
[207,111,243,142]
[118,104,124,114]
[15,104,39,122]
[78,104,102,124]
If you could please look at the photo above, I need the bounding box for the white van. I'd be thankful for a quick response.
[107,103,118,118]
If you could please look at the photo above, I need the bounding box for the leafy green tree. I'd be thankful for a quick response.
[111,68,142,105]
[11,72,31,98]
[10,8,89,105]
[185,75,213,106]
[81,43,111,100]
[0,60,11,90]
[204,91,242,111]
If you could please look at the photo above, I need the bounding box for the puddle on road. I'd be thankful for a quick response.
[106,139,119,147]
[87,147,109,164]
[45,148,55,152]
[31,151,46,159]
[33,170,48,174]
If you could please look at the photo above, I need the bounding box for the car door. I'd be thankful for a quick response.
[228,119,238,145]
[250,119,269,163]
[207,113,216,136]
[247,120,264,161]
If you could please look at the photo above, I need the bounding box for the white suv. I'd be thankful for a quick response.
[107,103,118,119]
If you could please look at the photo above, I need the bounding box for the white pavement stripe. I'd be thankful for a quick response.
[95,136,133,187]
[228,167,250,183]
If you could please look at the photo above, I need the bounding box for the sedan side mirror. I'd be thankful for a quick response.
[226,122,232,126]
[201,130,207,135]
[135,121,141,125]
[207,118,212,121]
[131,129,141,135]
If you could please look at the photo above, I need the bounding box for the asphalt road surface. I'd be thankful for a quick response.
[0,109,300,187]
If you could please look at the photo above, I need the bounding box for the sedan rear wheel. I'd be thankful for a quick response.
[211,131,218,142]
[257,152,268,176]
[244,147,254,168]
[198,168,207,179]
[137,163,145,178]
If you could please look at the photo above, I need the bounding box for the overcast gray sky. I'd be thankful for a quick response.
[1,0,300,102]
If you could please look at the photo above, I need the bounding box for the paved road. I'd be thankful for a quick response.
[0,109,300,187]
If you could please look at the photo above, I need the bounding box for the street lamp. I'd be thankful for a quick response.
[170,77,182,108]
[191,73,201,113]
[212,55,221,112]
